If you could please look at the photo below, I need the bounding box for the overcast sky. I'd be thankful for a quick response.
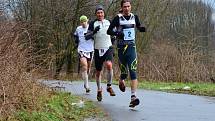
[201,0,215,21]
[203,0,215,9]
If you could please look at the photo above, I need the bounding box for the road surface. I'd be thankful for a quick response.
[42,80,215,121]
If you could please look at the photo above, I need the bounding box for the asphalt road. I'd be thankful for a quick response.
[42,80,215,121]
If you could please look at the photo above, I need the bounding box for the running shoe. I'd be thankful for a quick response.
[107,86,116,96]
[97,90,102,101]
[129,95,140,108]
[84,84,91,93]
[119,80,126,92]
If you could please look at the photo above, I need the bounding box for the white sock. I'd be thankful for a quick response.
[107,69,113,85]
[82,70,89,88]
[131,90,136,97]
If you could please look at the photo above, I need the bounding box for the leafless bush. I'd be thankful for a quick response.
[139,41,215,83]
[0,22,50,119]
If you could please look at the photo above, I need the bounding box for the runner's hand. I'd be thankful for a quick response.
[84,32,93,40]
[93,25,100,34]
[115,31,124,39]
[139,26,146,32]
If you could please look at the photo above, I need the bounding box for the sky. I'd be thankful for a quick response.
[202,0,215,10]
[202,0,215,21]
[2,0,215,21]
[212,13,215,21]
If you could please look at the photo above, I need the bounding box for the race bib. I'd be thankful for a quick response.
[123,28,135,40]
[99,48,108,57]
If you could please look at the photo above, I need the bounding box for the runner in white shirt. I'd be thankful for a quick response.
[74,15,94,93]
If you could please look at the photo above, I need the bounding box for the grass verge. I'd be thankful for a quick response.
[112,80,215,97]
[13,92,109,121]
[139,81,215,97]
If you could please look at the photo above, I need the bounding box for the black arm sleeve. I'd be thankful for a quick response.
[107,16,120,36]
[135,15,141,28]
[74,35,79,44]
[88,21,94,32]
[135,15,146,32]
[85,21,95,40]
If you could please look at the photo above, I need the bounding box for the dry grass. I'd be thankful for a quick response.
[138,40,215,83]
[0,22,50,119]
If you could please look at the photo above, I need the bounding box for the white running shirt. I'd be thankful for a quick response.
[93,19,112,49]
[74,25,94,52]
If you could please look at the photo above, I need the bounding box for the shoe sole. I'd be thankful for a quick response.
[119,81,126,92]
[107,89,116,96]
[129,98,140,108]
[109,93,116,96]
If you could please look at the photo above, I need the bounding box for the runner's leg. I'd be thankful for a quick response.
[80,57,90,91]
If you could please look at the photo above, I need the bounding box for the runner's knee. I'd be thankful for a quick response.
[80,60,88,71]
[106,61,112,70]
[96,71,101,78]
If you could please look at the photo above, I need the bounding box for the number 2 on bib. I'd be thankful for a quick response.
[123,28,135,40]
